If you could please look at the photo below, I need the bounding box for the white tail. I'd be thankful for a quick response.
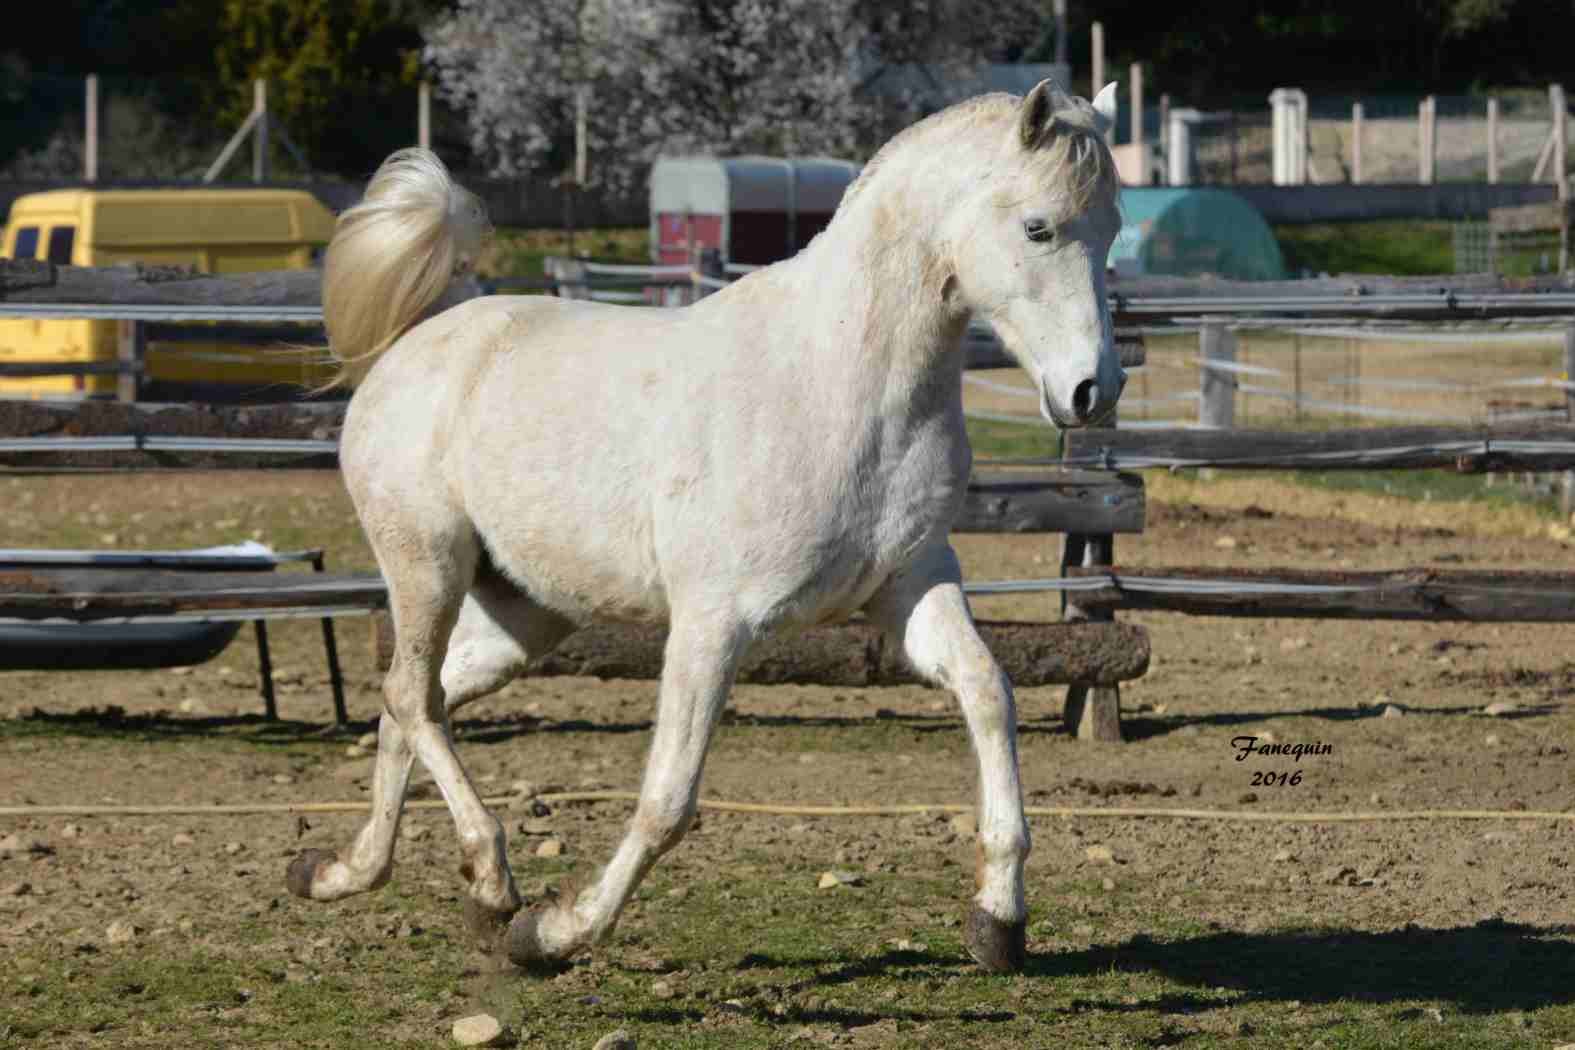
[322,148,488,386]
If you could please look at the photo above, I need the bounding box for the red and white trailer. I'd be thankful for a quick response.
[649,155,860,267]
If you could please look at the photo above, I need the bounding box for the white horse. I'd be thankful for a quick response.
[287,79,1124,974]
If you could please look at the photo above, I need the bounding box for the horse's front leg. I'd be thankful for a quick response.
[506,613,748,966]
[866,543,1031,973]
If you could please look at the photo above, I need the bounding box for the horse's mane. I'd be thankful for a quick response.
[838,91,1120,215]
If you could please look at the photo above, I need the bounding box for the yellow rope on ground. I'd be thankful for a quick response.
[0,790,1571,823]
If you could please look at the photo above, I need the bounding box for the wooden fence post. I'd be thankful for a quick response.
[116,320,143,403]
[1554,84,1568,200]
[1130,63,1146,185]
[1061,402,1123,742]
[418,81,431,150]
[252,79,268,183]
[1199,321,1236,427]
[1351,102,1363,184]
[1091,22,1104,101]
[1158,94,1170,183]
[1564,325,1574,518]
[84,74,99,183]
[1488,96,1499,184]
[544,256,589,300]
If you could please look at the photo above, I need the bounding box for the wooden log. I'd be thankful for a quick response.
[369,613,1150,687]
[1063,424,1575,472]
[0,568,386,621]
[955,470,1145,535]
[1066,566,1575,622]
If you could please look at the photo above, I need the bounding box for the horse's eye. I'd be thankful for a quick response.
[1024,220,1054,244]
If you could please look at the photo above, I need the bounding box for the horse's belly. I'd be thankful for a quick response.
[467,498,668,625]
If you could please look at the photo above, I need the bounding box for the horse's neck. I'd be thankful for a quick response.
[792,192,969,424]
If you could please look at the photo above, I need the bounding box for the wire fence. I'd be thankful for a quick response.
[1120,89,1568,187]
[965,323,1573,430]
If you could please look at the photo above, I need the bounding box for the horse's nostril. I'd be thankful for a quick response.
[1071,379,1097,422]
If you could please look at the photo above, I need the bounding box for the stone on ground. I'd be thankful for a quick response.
[451,1013,506,1047]
[106,918,138,945]
[592,1030,637,1050]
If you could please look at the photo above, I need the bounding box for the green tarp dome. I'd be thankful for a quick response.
[1109,188,1285,281]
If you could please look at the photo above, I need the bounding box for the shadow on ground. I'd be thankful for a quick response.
[703,920,1575,1026]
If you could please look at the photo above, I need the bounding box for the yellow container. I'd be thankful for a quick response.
[0,188,336,398]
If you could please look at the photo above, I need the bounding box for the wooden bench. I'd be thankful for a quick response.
[0,548,383,724]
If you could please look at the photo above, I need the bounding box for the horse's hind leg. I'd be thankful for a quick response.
[287,569,572,909]
[506,613,749,966]
[865,543,1031,973]
[287,516,524,932]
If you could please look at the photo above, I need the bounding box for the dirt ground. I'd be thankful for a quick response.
[2,467,1574,1046]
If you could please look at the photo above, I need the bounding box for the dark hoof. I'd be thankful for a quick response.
[963,904,1027,973]
[285,848,338,899]
[463,896,519,954]
[504,906,572,972]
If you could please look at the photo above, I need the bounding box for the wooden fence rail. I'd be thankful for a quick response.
[1065,566,1575,623]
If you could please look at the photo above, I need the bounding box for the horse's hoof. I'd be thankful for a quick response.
[285,848,338,899]
[963,904,1027,973]
[504,906,572,972]
[463,896,519,954]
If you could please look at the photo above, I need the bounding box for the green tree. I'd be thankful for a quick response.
[207,0,443,176]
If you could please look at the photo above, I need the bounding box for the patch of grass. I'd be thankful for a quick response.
[965,417,1061,460]
[477,226,650,280]
[1273,220,1456,276]
[1278,466,1570,519]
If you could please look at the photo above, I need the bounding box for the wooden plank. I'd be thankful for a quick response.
[1066,566,1575,622]
[1063,424,1575,472]
[10,261,1574,318]
[956,469,1144,534]
[0,569,385,621]
[369,614,1150,687]
[965,330,1146,370]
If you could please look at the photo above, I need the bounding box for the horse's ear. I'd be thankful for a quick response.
[1091,82,1118,137]
[1018,80,1056,148]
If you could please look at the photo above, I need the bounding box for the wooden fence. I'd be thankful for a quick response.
[6,260,1575,738]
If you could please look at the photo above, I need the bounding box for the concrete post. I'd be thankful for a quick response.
[1419,95,1436,185]
[1488,96,1499,184]
[1167,109,1199,186]
[1351,102,1363,184]
[1270,88,1307,185]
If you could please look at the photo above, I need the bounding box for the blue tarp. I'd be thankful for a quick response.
[1110,187,1285,280]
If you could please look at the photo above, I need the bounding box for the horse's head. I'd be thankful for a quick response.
[946,80,1124,428]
